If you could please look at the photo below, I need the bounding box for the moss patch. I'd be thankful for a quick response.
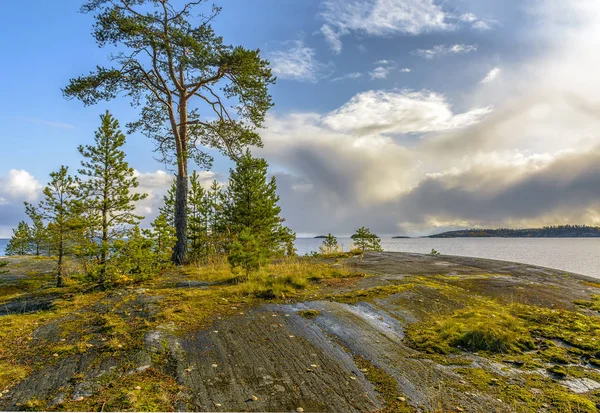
[574,295,600,312]
[353,355,415,413]
[297,309,321,319]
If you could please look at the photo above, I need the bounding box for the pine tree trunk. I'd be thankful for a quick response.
[172,94,189,265]
[172,169,189,265]
[57,232,64,288]
[100,205,108,284]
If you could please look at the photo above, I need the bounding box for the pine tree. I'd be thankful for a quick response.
[228,228,265,279]
[78,111,147,283]
[150,214,176,267]
[207,180,229,259]
[320,234,339,255]
[188,171,209,262]
[225,151,295,258]
[159,180,177,227]
[24,203,48,256]
[110,226,155,283]
[64,0,275,265]
[351,227,383,254]
[6,221,32,256]
[40,166,79,287]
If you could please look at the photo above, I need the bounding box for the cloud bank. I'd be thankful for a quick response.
[255,0,600,236]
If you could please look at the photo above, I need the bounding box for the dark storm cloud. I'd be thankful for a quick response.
[398,149,600,224]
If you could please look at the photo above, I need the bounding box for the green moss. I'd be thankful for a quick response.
[456,368,597,413]
[574,295,600,312]
[407,305,535,355]
[297,309,321,319]
[53,368,184,412]
[547,365,568,379]
[353,355,415,413]
[328,283,414,304]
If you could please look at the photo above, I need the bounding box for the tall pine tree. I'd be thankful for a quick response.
[78,111,147,282]
[225,151,294,257]
[40,166,79,287]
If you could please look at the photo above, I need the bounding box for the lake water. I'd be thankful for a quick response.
[0,239,8,257]
[295,237,600,279]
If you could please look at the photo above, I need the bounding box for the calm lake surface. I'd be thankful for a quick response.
[295,237,600,279]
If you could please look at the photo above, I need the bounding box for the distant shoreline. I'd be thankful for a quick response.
[430,226,600,238]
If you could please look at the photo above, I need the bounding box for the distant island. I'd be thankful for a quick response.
[392,236,411,239]
[430,225,600,238]
[314,235,328,239]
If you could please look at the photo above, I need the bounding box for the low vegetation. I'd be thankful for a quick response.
[0,255,360,397]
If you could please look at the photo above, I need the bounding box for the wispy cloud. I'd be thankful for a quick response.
[480,67,502,84]
[269,40,331,83]
[400,68,412,73]
[369,66,392,80]
[19,117,75,130]
[318,0,493,54]
[319,0,452,53]
[458,13,497,31]
[331,72,364,82]
[320,25,342,54]
[413,44,478,60]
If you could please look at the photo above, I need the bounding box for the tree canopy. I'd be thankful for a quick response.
[63,0,276,264]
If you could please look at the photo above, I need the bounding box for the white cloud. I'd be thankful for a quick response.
[480,67,502,84]
[319,0,452,52]
[269,40,330,83]
[254,0,600,235]
[375,59,393,65]
[318,0,492,53]
[0,170,42,202]
[320,25,342,55]
[400,68,412,73]
[413,44,478,60]
[322,90,492,136]
[459,13,478,23]
[331,72,364,82]
[0,170,43,237]
[472,20,494,31]
[369,66,392,80]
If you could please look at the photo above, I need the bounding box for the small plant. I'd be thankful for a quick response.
[430,249,440,255]
[351,227,383,254]
[228,229,267,280]
[319,233,339,255]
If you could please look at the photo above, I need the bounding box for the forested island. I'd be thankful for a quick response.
[430,225,600,238]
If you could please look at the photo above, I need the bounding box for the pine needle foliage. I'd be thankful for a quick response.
[225,150,295,258]
[24,203,49,256]
[351,227,383,254]
[63,0,276,265]
[320,234,339,255]
[39,166,79,287]
[77,111,147,283]
[6,221,31,256]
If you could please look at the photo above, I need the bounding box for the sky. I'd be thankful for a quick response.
[1,0,600,237]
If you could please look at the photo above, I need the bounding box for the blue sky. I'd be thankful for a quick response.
[1,0,600,237]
